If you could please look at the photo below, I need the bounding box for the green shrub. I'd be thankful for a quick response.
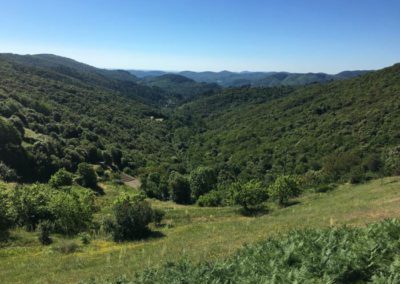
[196,190,223,207]
[363,153,382,172]
[10,183,52,231]
[79,232,91,245]
[76,163,97,189]
[322,152,360,181]
[189,167,217,202]
[230,180,268,210]
[49,168,73,188]
[152,208,165,227]
[48,187,95,235]
[383,146,400,176]
[268,175,301,206]
[37,220,53,245]
[108,194,154,241]
[9,183,94,235]
[0,161,18,182]
[349,166,365,184]
[169,172,191,204]
[95,166,105,177]
[0,189,14,240]
[299,170,326,190]
[53,241,80,254]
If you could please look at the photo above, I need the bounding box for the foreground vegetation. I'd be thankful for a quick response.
[131,219,400,283]
[1,177,400,283]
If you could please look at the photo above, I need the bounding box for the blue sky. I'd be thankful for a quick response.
[0,0,399,73]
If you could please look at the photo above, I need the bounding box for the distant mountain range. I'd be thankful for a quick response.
[128,69,372,87]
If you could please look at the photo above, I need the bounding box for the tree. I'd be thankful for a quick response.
[0,161,17,182]
[196,190,223,207]
[10,183,52,231]
[383,146,400,176]
[189,167,217,202]
[230,180,268,210]
[268,175,300,206]
[111,148,123,166]
[169,171,191,204]
[108,194,154,241]
[0,189,14,240]
[76,163,97,189]
[49,168,73,188]
[48,187,95,235]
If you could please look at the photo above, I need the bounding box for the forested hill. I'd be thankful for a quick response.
[139,73,220,100]
[0,53,399,198]
[0,56,175,181]
[0,53,139,83]
[0,53,168,107]
[169,63,400,186]
[128,69,371,87]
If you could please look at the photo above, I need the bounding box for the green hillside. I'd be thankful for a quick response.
[0,53,169,107]
[1,176,400,283]
[0,56,174,181]
[170,63,400,188]
[139,73,220,100]
[130,69,371,87]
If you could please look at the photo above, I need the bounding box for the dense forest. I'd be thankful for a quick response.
[0,54,399,205]
[0,55,174,182]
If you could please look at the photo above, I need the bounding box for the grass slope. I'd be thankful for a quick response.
[1,177,400,283]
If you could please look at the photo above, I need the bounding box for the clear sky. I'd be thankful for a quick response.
[0,0,399,73]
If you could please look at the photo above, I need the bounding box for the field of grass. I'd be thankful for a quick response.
[1,177,400,283]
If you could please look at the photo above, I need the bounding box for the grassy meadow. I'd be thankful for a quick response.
[1,177,400,283]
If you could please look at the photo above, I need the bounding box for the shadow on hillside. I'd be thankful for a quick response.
[240,205,269,217]
[92,184,105,195]
[284,200,300,207]
[147,230,165,240]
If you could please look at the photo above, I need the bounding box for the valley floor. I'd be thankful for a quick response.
[1,177,400,283]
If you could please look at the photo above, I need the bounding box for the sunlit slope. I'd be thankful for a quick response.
[1,177,400,283]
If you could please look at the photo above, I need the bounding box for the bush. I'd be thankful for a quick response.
[49,168,73,188]
[299,170,326,190]
[349,166,365,184]
[363,153,382,172]
[9,183,94,235]
[322,152,360,181]
[0,161,18,182]
[53,241,80,254]
[76,163,97,189]
[108,194,154,241]
[10,183,52,231]
[230,180,268,210]
[95,166,105,177]
[189,167,217,202]
[0,189,14,240]
[196,190,223,207]
[48,187,95,235]
[37,220,53,245]
[152,208,165,227]
[268,175,301,206]
[383,146,400,176]
[169,172,191,204]
[79,232,91,245]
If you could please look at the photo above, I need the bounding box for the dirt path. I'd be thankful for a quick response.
[120,173,141,189]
